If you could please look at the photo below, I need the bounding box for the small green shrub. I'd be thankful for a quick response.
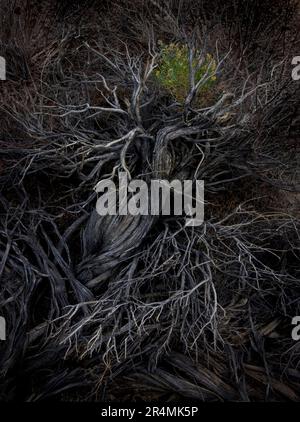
[155,42,217,104]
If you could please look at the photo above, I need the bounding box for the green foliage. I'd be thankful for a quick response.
[155,42,217,103]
